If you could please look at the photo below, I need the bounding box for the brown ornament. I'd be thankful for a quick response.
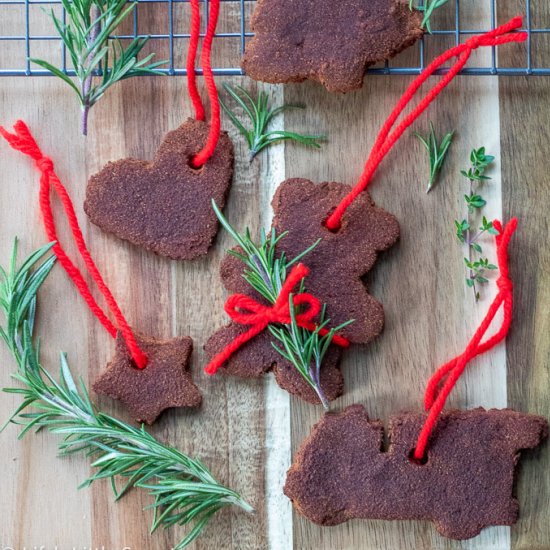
[205,179,399,403]
[285,405,548,539]
[242,0,423,93]
[94,331,202,424]
[85,118,234,260]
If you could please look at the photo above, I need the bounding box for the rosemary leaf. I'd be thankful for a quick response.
[0,239,253,549]
[414,122,454,193]
[409,0,451,33]
[220,84,326,161]
[32,0,166,135]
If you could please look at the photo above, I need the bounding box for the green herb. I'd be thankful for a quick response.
[414,122,454,192]
[220,84,325,161]
[463,256,498,289]
[460,147,495,184]
[213,200,320,303]
[454,147,498,300]
[269,302,352,409]
[213,201,352,407]
[31,0,165,135]
[0,240,253,549]
[409,0,451,33]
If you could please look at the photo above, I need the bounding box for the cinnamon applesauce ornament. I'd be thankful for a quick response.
[285,219,548,538]
[0,122,201,424]
[84,0,234,260]
[205,18,528,404]
[242,0,424,93]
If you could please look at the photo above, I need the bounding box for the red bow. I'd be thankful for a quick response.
[205,263,349,375]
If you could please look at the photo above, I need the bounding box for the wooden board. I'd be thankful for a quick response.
[0,1,549,549]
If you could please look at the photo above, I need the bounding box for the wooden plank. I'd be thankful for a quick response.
[0,4,93,548]
[82,2,269,548]
[170,77,269,549]
[0,77,93,550]
[499,3,550,550]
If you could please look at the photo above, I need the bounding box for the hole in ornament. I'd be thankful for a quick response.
[408,448,428,465]
[128,358,140,371]
[188,155,205,173]
[322,207,341,233]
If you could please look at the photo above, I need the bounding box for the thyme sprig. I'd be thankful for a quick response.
[32,0,165,135]
[0,240,253,549]
[414,122,454,192]
[454,147,498,300]
[213,201,352,408]
[220,84,325,161]
[409,0,451,33]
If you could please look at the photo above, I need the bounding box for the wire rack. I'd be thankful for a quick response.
[0,0,548,77]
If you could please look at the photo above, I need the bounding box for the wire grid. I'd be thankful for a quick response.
[0,0,547,77]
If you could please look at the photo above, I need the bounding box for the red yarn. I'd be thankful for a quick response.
[204,263,350,375]
[325,17,527,231]
[186,0,205,122]
[187,0,222,168]
[0,121,148,369]
[413,218,517,461]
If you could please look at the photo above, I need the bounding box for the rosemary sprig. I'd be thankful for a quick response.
[32,0,165,135]
[220,84,325,161]
[213,201,352,408]
[454,147,498,300]
[409,0,451,33]
[269,302,352,409]
[213,200,320,303]
[0,240,253,549]
[414,122,454,192]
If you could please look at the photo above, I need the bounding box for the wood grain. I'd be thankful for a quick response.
[499,3,550,550]
[0,1,548,549]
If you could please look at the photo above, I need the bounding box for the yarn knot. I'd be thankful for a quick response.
[465,35,483,50]
[37,156,54,174]
[225,288,322,330]
[205,263,350,375]
[497,275,513,294]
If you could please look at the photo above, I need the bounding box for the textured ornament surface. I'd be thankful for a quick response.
[94,331,202,424]
[205,179,399,403]
[85,118,234,260]
[284,405,548,539]
[242,0,423,92]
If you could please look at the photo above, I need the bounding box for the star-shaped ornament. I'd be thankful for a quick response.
[93,331,202,424]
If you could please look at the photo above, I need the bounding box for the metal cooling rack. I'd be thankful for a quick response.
[0,0,548,77]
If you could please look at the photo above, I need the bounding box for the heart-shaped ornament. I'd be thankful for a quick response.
[84,118,234,260]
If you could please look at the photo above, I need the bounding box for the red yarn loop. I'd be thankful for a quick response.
[0,121,148,370]
[413,218,517,461]
[204,263,350,376]
[186,0,222,168]
[187,0,205,122]
[325,17,527,231]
